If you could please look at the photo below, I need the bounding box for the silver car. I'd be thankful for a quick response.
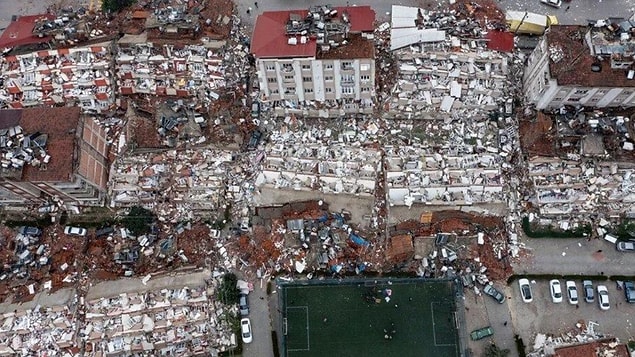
[64,226,87,237]
[616,241,635,252]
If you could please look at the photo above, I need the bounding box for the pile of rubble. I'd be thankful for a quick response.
[0,305,77,355]
[83,286,235,356]
[0,44,114,112]
[109,149,234,220]
[528,321,630,357]
[116,42,225,102]
[0,125,50,173]
[385,119,507,207]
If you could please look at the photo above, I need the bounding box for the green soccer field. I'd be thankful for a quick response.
[281,279,461,357]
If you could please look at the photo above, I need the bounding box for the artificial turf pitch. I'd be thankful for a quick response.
[281,279,460,357]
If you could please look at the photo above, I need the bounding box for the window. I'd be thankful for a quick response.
[267,77,277,83]
[324,64,333,70]
[301,64,310,70]
[265,64,275,71]
[285,87,296,94]
[282,63,293,72]
[284,75,294,80]
[303,77,312,82]
[341,61,353,70]
[574,89,589,95]
[304,88,313,93]
[341,75,354,82]
[360,64,370,71]
[342,86,354,94]
[325,87,333,93]
[271,89,279,94]
[324,76,333,81]
[360,75,370,81]
[361,87,370,92]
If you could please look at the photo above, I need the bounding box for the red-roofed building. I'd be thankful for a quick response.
[0,15,54,50]
[0,107,110,206]
[524,22,635,110]
[251,5,376,112]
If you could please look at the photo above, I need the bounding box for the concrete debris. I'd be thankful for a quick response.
[0,44,114,113]
[82,285,235,356]
[109,149,235,220]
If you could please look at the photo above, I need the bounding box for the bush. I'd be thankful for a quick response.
[121,206,155,236]
[515,335,527,357]
[522,216,591,238]
[217,273,240,305]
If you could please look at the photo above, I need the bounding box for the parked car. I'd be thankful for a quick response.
[540,0,562,8]
[18,226,42,236]
[470,326,494,341]
[239,293,249,316]
[549,280,563,303]
[616,241,635,252]
[518,278,533,303]
[95,226,115,238]
[583,280,594,303]
[566,281,578,304]
[483,284,505,304]
[597,285,610,310]
[240,318,253,343]
[64,226,87,237]
[624,281,635,303]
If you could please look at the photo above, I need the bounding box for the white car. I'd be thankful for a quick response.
[64,226,87,237]
[540,0,562,8]
[597,285,610,310]
[566,281,578,304]
[549,279,563,303]
[518,278,533,303]
[240,318,253,343]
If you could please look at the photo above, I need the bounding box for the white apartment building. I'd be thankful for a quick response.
[251,5,376,113]
[524,23,635,110]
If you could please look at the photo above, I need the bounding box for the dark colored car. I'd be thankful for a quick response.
[247,130,262,150]
[583,280,594,303]
[239,293,249,316]
[483,284,505,304]
[95,226,115,238]
[470,326,494,341]
[624,281,635,303]
[18,226,42,236]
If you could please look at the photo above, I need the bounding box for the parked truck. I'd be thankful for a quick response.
[506,10,558,35]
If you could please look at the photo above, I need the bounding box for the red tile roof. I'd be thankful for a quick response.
[0,15,54,49]
[0,107,81,182]
[487,30,514,53]
[251,6,375,59]
[547,25,635,88]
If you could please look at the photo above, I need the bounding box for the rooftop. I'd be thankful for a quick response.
[0,14,54,49]
[251,5,375,59]
[0,107,80,182]
[547,25,635,87]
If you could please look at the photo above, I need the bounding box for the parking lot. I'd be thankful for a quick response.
[509,279,635,346]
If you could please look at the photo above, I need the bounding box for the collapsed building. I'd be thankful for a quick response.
[0,44,114,112]
[83,286,235,356]
[0,107,109,206]
[387,5,513,120]
[524,18,635,110]
[251,5,376,116]
[116,40,225,102]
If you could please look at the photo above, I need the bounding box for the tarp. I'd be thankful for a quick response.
[350,233,369,246]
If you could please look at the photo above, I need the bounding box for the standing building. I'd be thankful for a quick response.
[524,22,635,110]
[251,5,376,114]
[0,107,110,206]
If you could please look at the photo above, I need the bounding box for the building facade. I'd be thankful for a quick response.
[251,5,376,113]
[524,23,635,110]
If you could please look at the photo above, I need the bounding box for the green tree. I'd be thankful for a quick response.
[121,206,155,236]
[217,273,240,305]
[102,0,135,13]
[483,344,510,357]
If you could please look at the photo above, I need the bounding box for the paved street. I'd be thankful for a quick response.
[242,279,275,357]
[513,237,635,276]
